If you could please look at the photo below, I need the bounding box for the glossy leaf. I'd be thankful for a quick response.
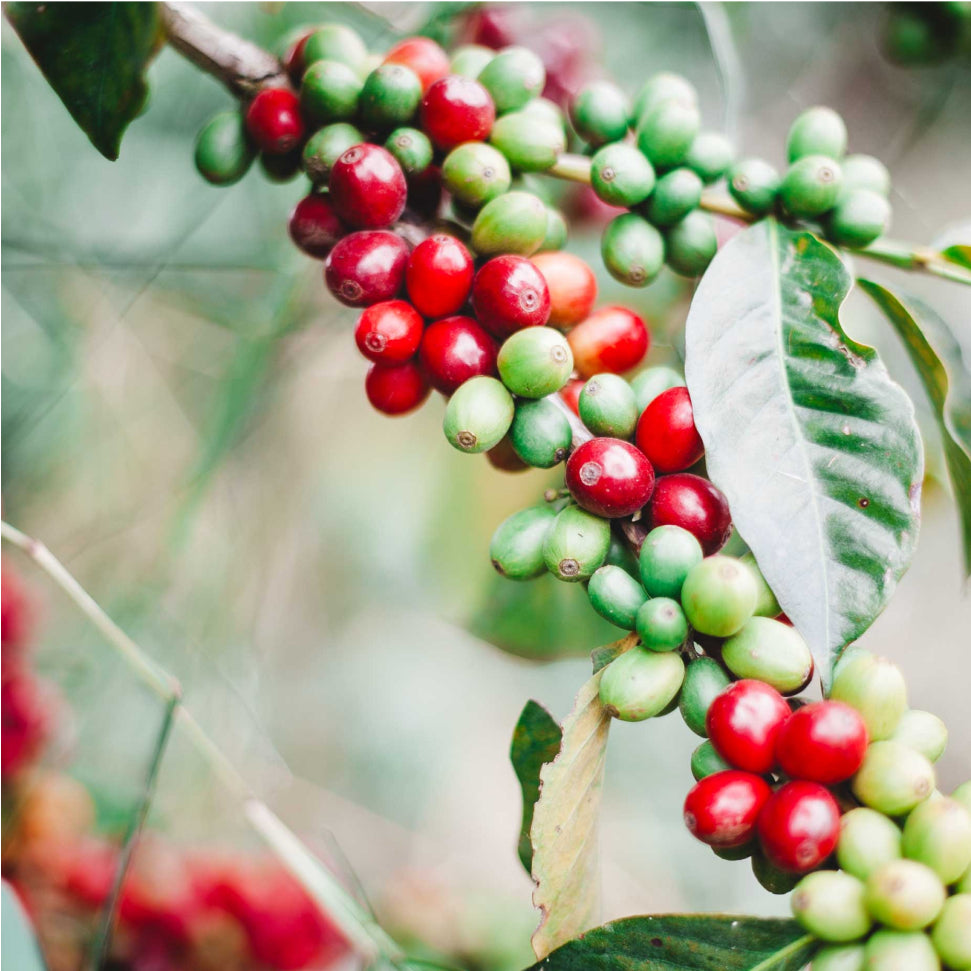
[1,881,48,971]
[684,220,923,687]
[524,915,816,971]
[531,673,611,959]
[860,280,971,576]
[6,2,162,160]
[511,701,563,873]
[941,244,971,271]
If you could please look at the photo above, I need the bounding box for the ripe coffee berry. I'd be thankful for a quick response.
[354,301,424,365]
[567,306,650,378]
[636,386,704,474]
[328,145,407,230]
[471,256,551,339]
[405,235,474,319]
[364,361,429,416]
[288,194,344,258]
[565,438,655,519]
[530,252,597,329]
[683,770,772,848]
[647,472,732,555]
[324,231,408,308]
[382,36,450,92]
[706,679,790,774]
[758,781,841,873]
[421,76,496,150]
[245,87,304,155]
[419,316,497,394]
[775,701,868,785]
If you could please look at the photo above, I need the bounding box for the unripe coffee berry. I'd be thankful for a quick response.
[865,859,946,931]
[419,316,497,394]
[851,740,935,817]
[635,386,704,474]
[421,76,496,150]
[684,131,734,184]
[543,505,612,582]
[890,710,947,763]
[382,36,450,93]
[637,518,708,601]
[405,235,474,319]
[830,653,907,741]
[329,144,407,229]
[679,656,732,738]
[384,127,433,176]
[530,252,597,329]
[646,472,732,555]
[599,647,684,721]
[359,64,423,130]
[901,797,971,885]
[630,366,686,412]
[706,679,790,774]
[590,143,656,207]
[757,781,840,873]
[632,72,698,124]
[578,374,638,439]
[825,189,891,249]
[539,207,566,253]
[752,852,801,895]
[303,24,368,74]
[324,230,408,307]
[489,111,566,172]
[489,504,557,580]
[471,191,549,257]
[683,770,771,848]
[636,100,700,170]
[837,808,902,882]
[691,739,732,781]
[568,306,650,378]
[354,300,423,365]
[779,155,843,219]
[635,597,688,652]
[587,566,648,630]
[442,142,511,209]
[864,929,940,971]
[443,375,514,454]
[364,361,429,416]
[644,167,703,227]
[791,871,871,942]
[497,327,573,398]
[288,193,344,258]
[302,123,364,184]
[728,157,781,216]
[449,44,494,79]
[570,80,630,147]
[787,106,848,163]
[664,210,717,277]
[601,213,665,287]
[471,255,551,338]
[565,438,656,519]
[195,111,255,186]
[478,46,546,114]
[509,398,572,469]
[245,87,304,155]
[775,700,868,784]
[741,553,781,618]
[300,60,363,126]
[721,617,814,695]
[682,556,758,638]
[841,154,891,196]
[931,894,971,971]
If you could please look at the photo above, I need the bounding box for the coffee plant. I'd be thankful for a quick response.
[3,3,971,971]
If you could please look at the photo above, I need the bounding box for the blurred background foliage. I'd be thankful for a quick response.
[2,3,970,968]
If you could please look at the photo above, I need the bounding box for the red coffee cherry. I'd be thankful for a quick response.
[636,386,705,473]
[647,472,732,555]
[364,361,430,416]
[283,30,313,84]
[683,770,772,848]
[530,252,598,330]
[471,255,551,339]
[354,300,424,365]
[775,701,868,785]
[245,88,304,155]
[419,316,498,395]
[329,144,407,230]
[383,36,450,92]
[706,679,791,774]
[757,781,840,873]
[567,306,650,377]
[406,164,444,219]
[288,194,345,258]
[406,235,475,319]
[421,76,496,150]
[560,377,584,416]
[324,231,409,307]
[565,438,656,518]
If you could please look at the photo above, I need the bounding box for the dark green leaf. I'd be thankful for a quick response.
[6,3,162,160]
[685,220,923,687]
[1,881,48,971]
[510,701,562,873]
[859,280,971,577]
[524,915,816,971]
[941,244,971,271]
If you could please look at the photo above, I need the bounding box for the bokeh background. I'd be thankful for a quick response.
[2,3,970,968]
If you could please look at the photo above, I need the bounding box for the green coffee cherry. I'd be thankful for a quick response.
[691,739,731,780]
[598,647,685,721]
[303,24,369,75]
[684,131,734,184]
[740,553,781,618]
[570,80,630,146]
[953,781,971,815]
[510,172,555,205]
[728,157,781,216]
[490,112,565,172]
[539,207,568,252]
[303,123,365,184]
[958,862,971,894]
[590,143,656,207]
[604,533,639,575]
[443,376,515,454]
[830,654,908,740]
[509,398,572,468]
[681,555,758,637]
[498,327,573,398]
[385,127,433,176]
[450,44,494,79]
[194,111,255,186]
[587,565,649,630]
[714,840,756,862]
[471,191,548,256]
[901,797,971,884]
[837,808,902,881]
[490,504,557,580]
[721,617,813,694]
[664,211,717,277]
[891,710,948,763]
[752,853,801,894]
[519,98,567,134]
[825,189,891,248]
[630,367,685,412]
[544,505,612,582]
[865,859,946,931]
[679,656,732,737]
[442,142,511,209]
[478,46,546,113]
[601,213,665,287]
[644,167,703,226]
[639,524,704,598]
[864,929,940,971]
[631,72,698,125]
[359,64,422,130]
[635,597,689,652]
[852,740,935,816]
[636,100,701,170]
[791,870,871,942]
[841,154,891,196]
[809,944,865,971]
[578,374,639,439]
[831,645,871,684]
[300,59,363,125]
[787,106,848,162]
[780,155,843,219]
[931,894,971,971]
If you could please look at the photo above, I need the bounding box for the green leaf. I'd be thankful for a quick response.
[1,880,48,971]
[6,3,162,160]
[684,220,923,687]
[859,281,971,577]
[511,701,563,874]
[591,632,638,673]
[941,244,971,271]
[523,915,816,971]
